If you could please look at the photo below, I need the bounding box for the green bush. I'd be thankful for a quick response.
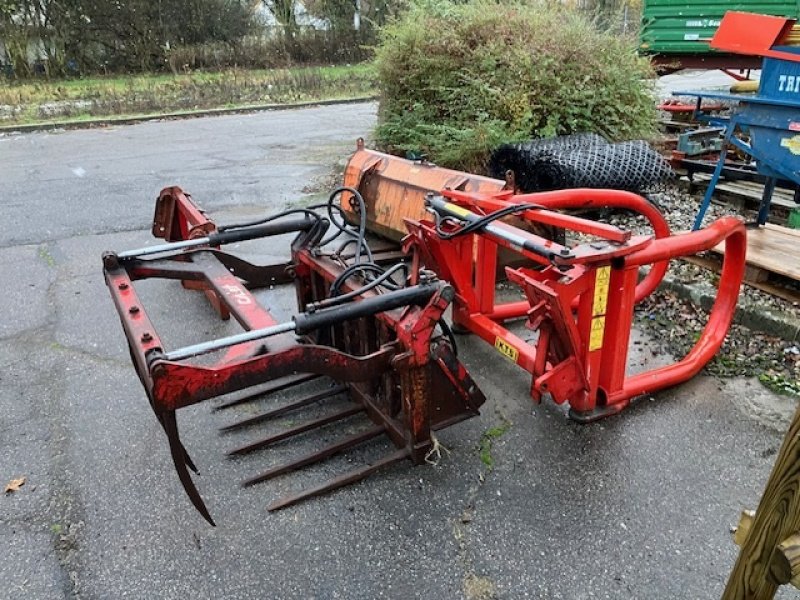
[374,0,657,173]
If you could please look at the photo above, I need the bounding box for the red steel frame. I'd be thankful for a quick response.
[104,175,749,523]
[103,186,485,522]
[405,189,746,422]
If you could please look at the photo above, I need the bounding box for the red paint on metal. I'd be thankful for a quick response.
[406,190,746,420]
[710,12,797,62]
[658,100,724,113]
[341,147,507,241]
[153,186,216,242]
[104,195,487,518]
[441,189,632,243]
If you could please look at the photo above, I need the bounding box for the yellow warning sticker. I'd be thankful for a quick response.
[781,135,800,156]
[494,337,519,363]
[592,266,611,317]
[589,316,606,352]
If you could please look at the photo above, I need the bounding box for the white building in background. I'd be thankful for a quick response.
[253,1,330,29]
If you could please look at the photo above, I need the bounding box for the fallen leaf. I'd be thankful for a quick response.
[4,477,26,494]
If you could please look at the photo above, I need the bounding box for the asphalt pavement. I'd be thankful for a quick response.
[1,103,798,600]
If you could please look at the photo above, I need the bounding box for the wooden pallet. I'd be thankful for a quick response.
[685,223,800,304]
[685,255,800,304]
[716,224,800,280]
[687,173,799,220]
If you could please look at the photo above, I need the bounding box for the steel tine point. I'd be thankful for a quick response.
[182,444,199,474]
[227,405,365,457]
[214,374,323,411]
[155,403,197,473]
[154,404,198,473]
[161,411,216,526]
[267,448,410,512]
[242,426,385,488]
[220,385,346,433]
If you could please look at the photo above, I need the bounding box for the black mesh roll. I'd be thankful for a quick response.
[490,134,674,194]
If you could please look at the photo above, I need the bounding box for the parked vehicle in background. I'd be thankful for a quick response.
[640,0,799,72]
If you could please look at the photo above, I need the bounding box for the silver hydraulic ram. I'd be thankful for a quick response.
[424,194,573,261]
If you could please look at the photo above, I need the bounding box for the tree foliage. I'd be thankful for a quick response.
[300,0,406,39]
[374,0,657,173]
[0,0,254,76]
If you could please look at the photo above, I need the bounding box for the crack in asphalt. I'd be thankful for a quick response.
[0,224,151,250]
[0,334,87,599]
[452,411,513,600]
[41,278,87,599]
[1,241,93,599]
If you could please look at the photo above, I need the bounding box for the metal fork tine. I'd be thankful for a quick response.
[214,374,322,411]
[154,410,199,474]
[161,410,216,526]
[242,425,385,488]
[267,448,410,512]
[181,443,199,473]
[227,405,365,457]
[219,385,346,433]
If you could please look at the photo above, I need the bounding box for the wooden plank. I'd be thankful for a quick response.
[774,532,800,589]
[691,173,798,211]
[722,404,800,599]
[747,280,800,305]
[738,226,800,281]
[733,510,756,548]
[683,256,800,304]
[745,264,770,283]
[711,224,800,282]
[765,222,800,240]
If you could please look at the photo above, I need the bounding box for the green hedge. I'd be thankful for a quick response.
[374,0,657,173]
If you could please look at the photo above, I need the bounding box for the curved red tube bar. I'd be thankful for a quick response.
[608,216,746,404]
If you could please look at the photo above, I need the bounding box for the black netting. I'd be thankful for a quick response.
[490,135,674,194]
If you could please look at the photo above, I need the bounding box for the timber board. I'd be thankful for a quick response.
[684,255,800,305]
[711,223,800,283]
[689,173,798,212]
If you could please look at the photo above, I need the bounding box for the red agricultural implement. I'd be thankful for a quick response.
[103,146,746,524]
[103,186,483,524]
[342,147,746,420]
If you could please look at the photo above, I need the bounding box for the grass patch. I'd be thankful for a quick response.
[759,372,800,397]
[478,416,512,470]
[0,64,377,126]
[37,245,56,267]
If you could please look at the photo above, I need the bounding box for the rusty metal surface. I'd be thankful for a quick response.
[241,426,386,488]
[7,104,787,600]
[105,150,746,532]
[219,385,347,432]
[342,146,506,241]
[103,186,485,523]
[153,186,216,241]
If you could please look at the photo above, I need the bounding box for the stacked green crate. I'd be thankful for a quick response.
[640,0,799,54]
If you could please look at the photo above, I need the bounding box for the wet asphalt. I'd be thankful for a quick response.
[1,102,798,600]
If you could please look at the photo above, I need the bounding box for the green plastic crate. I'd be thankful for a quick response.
[641,0,800,54]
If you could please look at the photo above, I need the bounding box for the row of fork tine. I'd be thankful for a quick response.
[216,373,403,512]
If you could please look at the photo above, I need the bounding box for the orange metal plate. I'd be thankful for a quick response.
[342,148,506,241]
